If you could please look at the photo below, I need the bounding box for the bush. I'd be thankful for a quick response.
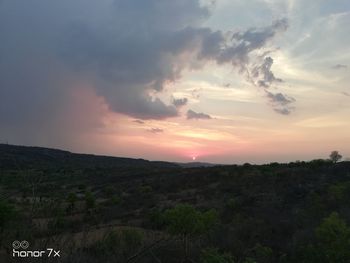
[164,204,218,260]
[121,228,144,253]
[315,212,350,262]
[0,200,16,231]
[148,209,165,230]
[104,186,116,198]
[164,204,217,237]
[249,243,274,263]
[328,183,350,204]
[226,198,237,210]
[66,192,77,211]
[88,228,144,261]
[201,248,235,263]
[139,185,153,194]
[85,191,96,209]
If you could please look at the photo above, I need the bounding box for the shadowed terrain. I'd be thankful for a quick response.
[1,144,350,262]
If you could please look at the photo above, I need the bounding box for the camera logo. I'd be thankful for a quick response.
[12,240,60,258]
[12,240,29,249]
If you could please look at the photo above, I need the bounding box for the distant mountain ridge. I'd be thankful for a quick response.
[0,144,180,169]
[176,161,224,168]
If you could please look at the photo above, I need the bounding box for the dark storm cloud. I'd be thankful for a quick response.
[0,0,290,145]
[61,14,289,119]
[0,0,209,127]
[186,109,212,120]
[56,0,212,120]
[172,97,188,107]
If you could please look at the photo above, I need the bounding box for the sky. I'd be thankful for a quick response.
[0,0,349,164]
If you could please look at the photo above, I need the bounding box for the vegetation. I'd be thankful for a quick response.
[330,151,343,163]
[200,248,235,263]
[164,204,218,260]
[0,144,350,262]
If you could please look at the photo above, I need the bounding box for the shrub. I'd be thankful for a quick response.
[164,204,218,260]
[315,212,350,262]
[85,191,95,210]
[201,248,235,263]
[0,200,16,231]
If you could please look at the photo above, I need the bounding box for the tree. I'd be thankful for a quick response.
[314,212,350,262]
[164,204,218,261]
[329,151,342,163]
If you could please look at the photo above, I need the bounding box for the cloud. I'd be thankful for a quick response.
[148,128,164,133]
[0,0,291,147]
[187,109,212,120]
[332,64,348,70]
[191,89,202,99]
[252,57,283,88]
[0,0,211,125]
[172,97,188,107]
[199,18,288,67]
[1,1,288,121]
[57,0,211,120]
[195,18,291,113]
[266,91,295,105]
[342,91,350,97]
[133,120,145,124]
[274,108,292,115]
[265,91,295,115]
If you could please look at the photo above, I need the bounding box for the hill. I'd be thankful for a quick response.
[177,161,223,168]
[0,143,179,169]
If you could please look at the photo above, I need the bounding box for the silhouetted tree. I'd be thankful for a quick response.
[329,151,342,163]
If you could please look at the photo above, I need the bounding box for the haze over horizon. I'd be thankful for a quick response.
[1,0,350,164]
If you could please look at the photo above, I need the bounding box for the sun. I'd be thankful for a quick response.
[192,156,197,161]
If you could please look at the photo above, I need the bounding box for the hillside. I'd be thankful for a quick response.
[1,144,350,262]
[0,144,179,169]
